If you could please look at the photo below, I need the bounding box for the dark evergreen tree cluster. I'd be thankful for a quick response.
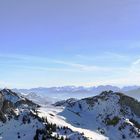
[33,118,78,140]
[22,115,31,124]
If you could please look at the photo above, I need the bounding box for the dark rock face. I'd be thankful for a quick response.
[54,98,77,107]
[0,110,6,123]
[0,93,4,108]
[0,89,39,122]
[118,93,140,117]
[0,92,5,122]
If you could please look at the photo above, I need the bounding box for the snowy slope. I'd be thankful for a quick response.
[53,91,140,140]
[1,88,140,140]
[0,88,43,139]
[0,89,87,140]
[38,105,108,140]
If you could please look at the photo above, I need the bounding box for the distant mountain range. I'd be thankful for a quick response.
[125,88,140,99]
[13,85,140,100]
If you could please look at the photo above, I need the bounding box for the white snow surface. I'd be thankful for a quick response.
[37,92,140,140]
[38,105,109,140]
[0,109,44,140]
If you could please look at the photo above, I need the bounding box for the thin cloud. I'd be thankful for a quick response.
[0,53,127,73]
[132,58,140,65]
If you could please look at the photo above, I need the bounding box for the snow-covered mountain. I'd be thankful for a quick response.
[1,88,140,140]
[13,85,121,101]
[54,91,140,140]
[23,92,57,105]
[0,88,42,139]
[13,85,140,102]
[0,89,88,140]
[13,85,120,95]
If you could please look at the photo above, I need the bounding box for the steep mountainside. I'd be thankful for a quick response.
[0,89,87,140]
[0,89,38,122]
[55,91,140,140]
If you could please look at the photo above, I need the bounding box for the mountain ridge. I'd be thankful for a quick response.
[12,85,140,101]
[55,91,140,140]
[0,88,88,140]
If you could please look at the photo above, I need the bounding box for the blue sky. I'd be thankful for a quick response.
[0,0,140,88]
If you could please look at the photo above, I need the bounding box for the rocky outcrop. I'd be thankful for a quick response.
[118,93,140,117]
[0,89,39,122]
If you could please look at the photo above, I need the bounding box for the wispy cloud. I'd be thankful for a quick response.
[1,53,140,88]
[132,58,140,65]
[0,53,128,73]
[53,59,127,73]
[76,52,130,62]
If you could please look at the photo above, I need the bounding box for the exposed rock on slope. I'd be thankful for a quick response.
[0,89,39,122]
[56,91,140,140]
[0,89,87,140]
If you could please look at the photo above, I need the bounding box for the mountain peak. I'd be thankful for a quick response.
[55,91,140,140]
